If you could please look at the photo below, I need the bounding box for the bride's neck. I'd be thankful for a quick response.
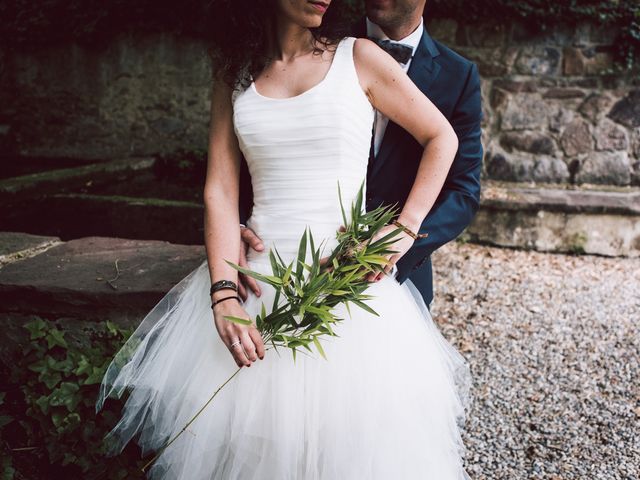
[267,15,315,61]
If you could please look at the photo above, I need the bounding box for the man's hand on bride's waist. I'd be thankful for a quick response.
[239,225,264,300]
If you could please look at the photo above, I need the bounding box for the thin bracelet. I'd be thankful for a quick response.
[391,219,429,240]
[210,280,238,297]
[210,295,241,309]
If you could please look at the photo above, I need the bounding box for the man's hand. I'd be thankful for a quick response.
[238,226,264,301]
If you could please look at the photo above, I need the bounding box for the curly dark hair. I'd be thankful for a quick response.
[207,0,353,89]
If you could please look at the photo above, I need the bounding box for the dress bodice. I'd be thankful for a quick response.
[232,36,375,262]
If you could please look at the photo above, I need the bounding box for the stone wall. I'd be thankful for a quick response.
[1,20,639,185]
[426,19,640,187]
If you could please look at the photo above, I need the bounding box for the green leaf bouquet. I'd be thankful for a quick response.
[142,182,401,472]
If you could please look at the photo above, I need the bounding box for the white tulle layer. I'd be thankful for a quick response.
[97,258,472,480]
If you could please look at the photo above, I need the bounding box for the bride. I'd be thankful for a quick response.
[97,0,472,478]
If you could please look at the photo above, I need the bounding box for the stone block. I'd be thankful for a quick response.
[468,183,640,257]
[457,47,517,77]
[579,93,615,124]
[608,90,640,128]
[543,88,585,100]
[492,79,538,93]
[486,151,569,183]
[560,118,593,157]
[0,236,206,319]
[0,232,61,267]
[425,18,458,45]
[462,22,508,47]
[515,47,561,76]
[501,94,547,131]
[548,105,575,133]
[563,46,614,76]
[632,128,640,158]
[594,119,629,151]
[500,131,556,155]
[575,151,631,186]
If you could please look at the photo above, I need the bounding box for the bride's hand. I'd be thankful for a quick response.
[365,224,415,282]
[212,298,265,367]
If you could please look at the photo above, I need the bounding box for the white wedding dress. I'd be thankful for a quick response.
[97,36,472,479]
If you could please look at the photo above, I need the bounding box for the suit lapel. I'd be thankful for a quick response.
[369,27,442,179]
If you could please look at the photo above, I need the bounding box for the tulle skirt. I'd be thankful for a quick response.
[97,257,472,480]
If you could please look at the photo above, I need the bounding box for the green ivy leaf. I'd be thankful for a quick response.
[46,329,68,349]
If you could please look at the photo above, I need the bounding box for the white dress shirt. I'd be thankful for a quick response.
[366,17,424,157]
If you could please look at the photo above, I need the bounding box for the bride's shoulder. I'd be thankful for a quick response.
[352,37,397,75]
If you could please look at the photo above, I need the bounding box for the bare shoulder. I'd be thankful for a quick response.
[353,37,394,69]
[353,38,408,92]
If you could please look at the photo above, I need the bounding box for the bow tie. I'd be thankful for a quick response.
[368,37,413,64]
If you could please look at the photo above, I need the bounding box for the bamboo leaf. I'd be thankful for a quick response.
[224,316,252,326]
[351,299,379,316]
[313,336,327,360]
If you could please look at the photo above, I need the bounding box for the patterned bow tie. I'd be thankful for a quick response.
[368,37,413,64]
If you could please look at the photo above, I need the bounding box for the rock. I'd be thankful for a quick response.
[425,18,458,45]
[575,151,631,185]
[543,88,585,100]
[632,128,640,158]
[608,90,640,128]
[532,156,570,183]
[579,93,615,124]
[502,95,547,130]
[563,47,614,76]
[500,131,556,155]
[0,236,206,318]
[492,79,538,93]
[0,232,62,267]
[594,119,629,151]
[515,47,561,75]
[490,88,509,110]
[150,116,186,136]
[461,22,508,47]
[458,46,519,77]
[548,106,575,133]
[632,160,640,186]
[560,118,593,157]
[486,151,569,183]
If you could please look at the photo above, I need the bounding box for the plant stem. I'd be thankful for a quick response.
[140,365,243,473]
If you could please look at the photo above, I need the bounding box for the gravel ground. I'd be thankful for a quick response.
[429,242,640,480]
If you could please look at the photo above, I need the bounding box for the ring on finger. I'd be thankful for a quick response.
[230,339,242,348]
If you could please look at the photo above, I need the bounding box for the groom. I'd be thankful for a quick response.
[237,0,483,308]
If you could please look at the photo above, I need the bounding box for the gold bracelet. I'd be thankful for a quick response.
[392,219,429,240]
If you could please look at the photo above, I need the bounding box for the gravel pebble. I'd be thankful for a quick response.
[430,242,640,480]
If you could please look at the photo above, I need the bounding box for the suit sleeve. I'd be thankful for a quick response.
[395,62,483,282]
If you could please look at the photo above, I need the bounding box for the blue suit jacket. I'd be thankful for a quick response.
[238,21,483,306]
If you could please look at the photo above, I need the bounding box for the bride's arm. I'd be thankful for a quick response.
[353,38,459,279]
[204,75,264,366]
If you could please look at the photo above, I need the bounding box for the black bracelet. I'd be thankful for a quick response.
[210,295,241,309]
[209,280,238,297]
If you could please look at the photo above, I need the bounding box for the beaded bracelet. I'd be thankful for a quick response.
[209,280,238,297]
[391,219,429,240]
[210,295,241,309]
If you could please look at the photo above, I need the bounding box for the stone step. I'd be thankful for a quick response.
[0,193,203,244]
[467,182,640,257]
[0,235,206,322]
[0,156,155,199]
